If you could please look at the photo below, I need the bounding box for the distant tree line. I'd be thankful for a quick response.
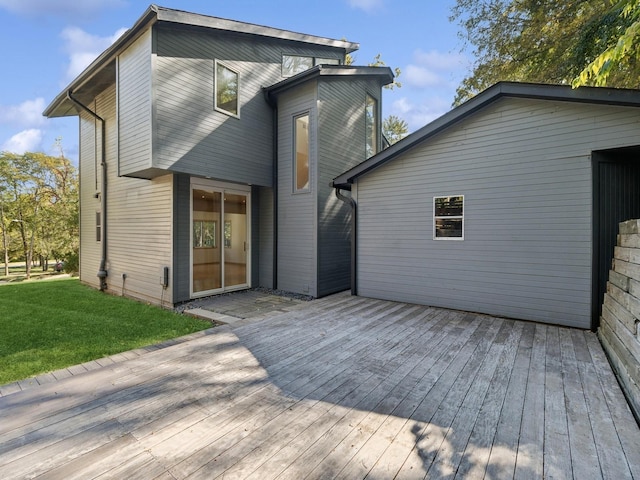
[0,150,78,279]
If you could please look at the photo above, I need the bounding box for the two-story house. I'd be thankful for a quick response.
[44,5,392,306]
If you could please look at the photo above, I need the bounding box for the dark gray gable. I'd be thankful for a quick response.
[332,81,640,189]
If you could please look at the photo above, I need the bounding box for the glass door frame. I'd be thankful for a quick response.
[190,178,251,298]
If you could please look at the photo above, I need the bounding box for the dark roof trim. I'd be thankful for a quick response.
[44,4,359,118]
[155,6,359,52]
[332,81,640,189]
[265,65,393,101]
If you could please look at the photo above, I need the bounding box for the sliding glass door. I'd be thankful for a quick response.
[191,180,250,296]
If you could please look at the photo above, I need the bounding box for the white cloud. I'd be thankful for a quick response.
[0,98,46,128]
[413,49,468,71]
[404,65,442,88]
[61,26,128,82]
[390,96,451,132]
[0,0,125,18]
[2,129,43,154]
[403,49,469,89]
[347,0,383,13]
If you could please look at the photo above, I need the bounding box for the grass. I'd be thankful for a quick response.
[0,278,212,385]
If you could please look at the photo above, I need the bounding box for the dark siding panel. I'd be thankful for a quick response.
[173,173,191,302]
[593,149,640,327]
[257,186,274,288]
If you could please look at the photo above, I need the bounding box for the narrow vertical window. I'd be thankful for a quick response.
[434,196,464,240]
[294,113,310,192]
[365,94,378,158]
[96,211,102,242]
[215,61,239,117]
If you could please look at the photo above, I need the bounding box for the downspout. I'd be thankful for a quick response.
[67,91,108,291]
[335,186,357,295]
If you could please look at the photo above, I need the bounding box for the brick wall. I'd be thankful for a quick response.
[599,219,640,420]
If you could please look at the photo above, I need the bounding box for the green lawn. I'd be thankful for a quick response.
[0,278,212,385]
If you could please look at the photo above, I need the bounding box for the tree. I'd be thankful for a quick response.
[383,115,409,145]
[450,0,639,104]
[0,150,78,279]
[573,0,640,87]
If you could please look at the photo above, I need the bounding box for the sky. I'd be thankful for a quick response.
[0,0,471,163]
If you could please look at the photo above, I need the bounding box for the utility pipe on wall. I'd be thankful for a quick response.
[66,91,108,291]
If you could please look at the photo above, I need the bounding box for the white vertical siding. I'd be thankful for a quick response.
[356,98,640,328]
[118,29,152,176]
[277,82,318,296]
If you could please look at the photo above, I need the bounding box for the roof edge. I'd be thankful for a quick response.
[44,5,158,117]
[265,64,394,100]
[332,81,640,188]
[44,4,360,118]
[155,6,359,53]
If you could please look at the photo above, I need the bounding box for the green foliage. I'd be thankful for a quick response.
[64,251,79,274]
[450,0,640,104]
[573,0,640,87]
[383,115,409,145]
[0,150,78,278]
[0,278,211,384]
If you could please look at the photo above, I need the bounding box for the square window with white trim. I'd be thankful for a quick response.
[434,195,464,240]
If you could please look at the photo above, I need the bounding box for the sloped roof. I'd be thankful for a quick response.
[333,81,640,189]
[265,64,394,102]
[44,4,359,118]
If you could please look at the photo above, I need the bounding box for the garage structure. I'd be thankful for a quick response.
[333,82,640,329]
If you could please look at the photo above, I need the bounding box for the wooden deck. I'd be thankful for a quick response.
[1,292,639,479]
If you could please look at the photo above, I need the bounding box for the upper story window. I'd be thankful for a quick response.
[294,113,310,193]
[282,55,340,77]
[365,94,378,159]
[215,61,239,117]
[434,195,464,240]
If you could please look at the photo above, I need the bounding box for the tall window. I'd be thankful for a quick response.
[215,61,239,117]
[434,196,464,240]
[294,113,310,192]
[365,94,378,158]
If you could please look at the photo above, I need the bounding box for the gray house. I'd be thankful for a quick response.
[333,82,640,330]
[44,5,392,306]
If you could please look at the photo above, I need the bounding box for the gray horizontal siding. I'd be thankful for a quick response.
[87,84,174,306]
[153,25,344,187]
[118,29,152,176]
[316,78,382,296]
[277,82,317,296]
[356,98,640,328]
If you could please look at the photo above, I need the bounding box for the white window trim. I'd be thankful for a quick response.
[214,60,240,118]
[433,195,464,241]
[365,93,378,159]
[293,111,311,194]
[281,54,341,77]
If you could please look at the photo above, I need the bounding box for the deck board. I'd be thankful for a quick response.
[0,293,638,479]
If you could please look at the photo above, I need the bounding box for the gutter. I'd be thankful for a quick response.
[66,91,108,291]
[334,187,357,295]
